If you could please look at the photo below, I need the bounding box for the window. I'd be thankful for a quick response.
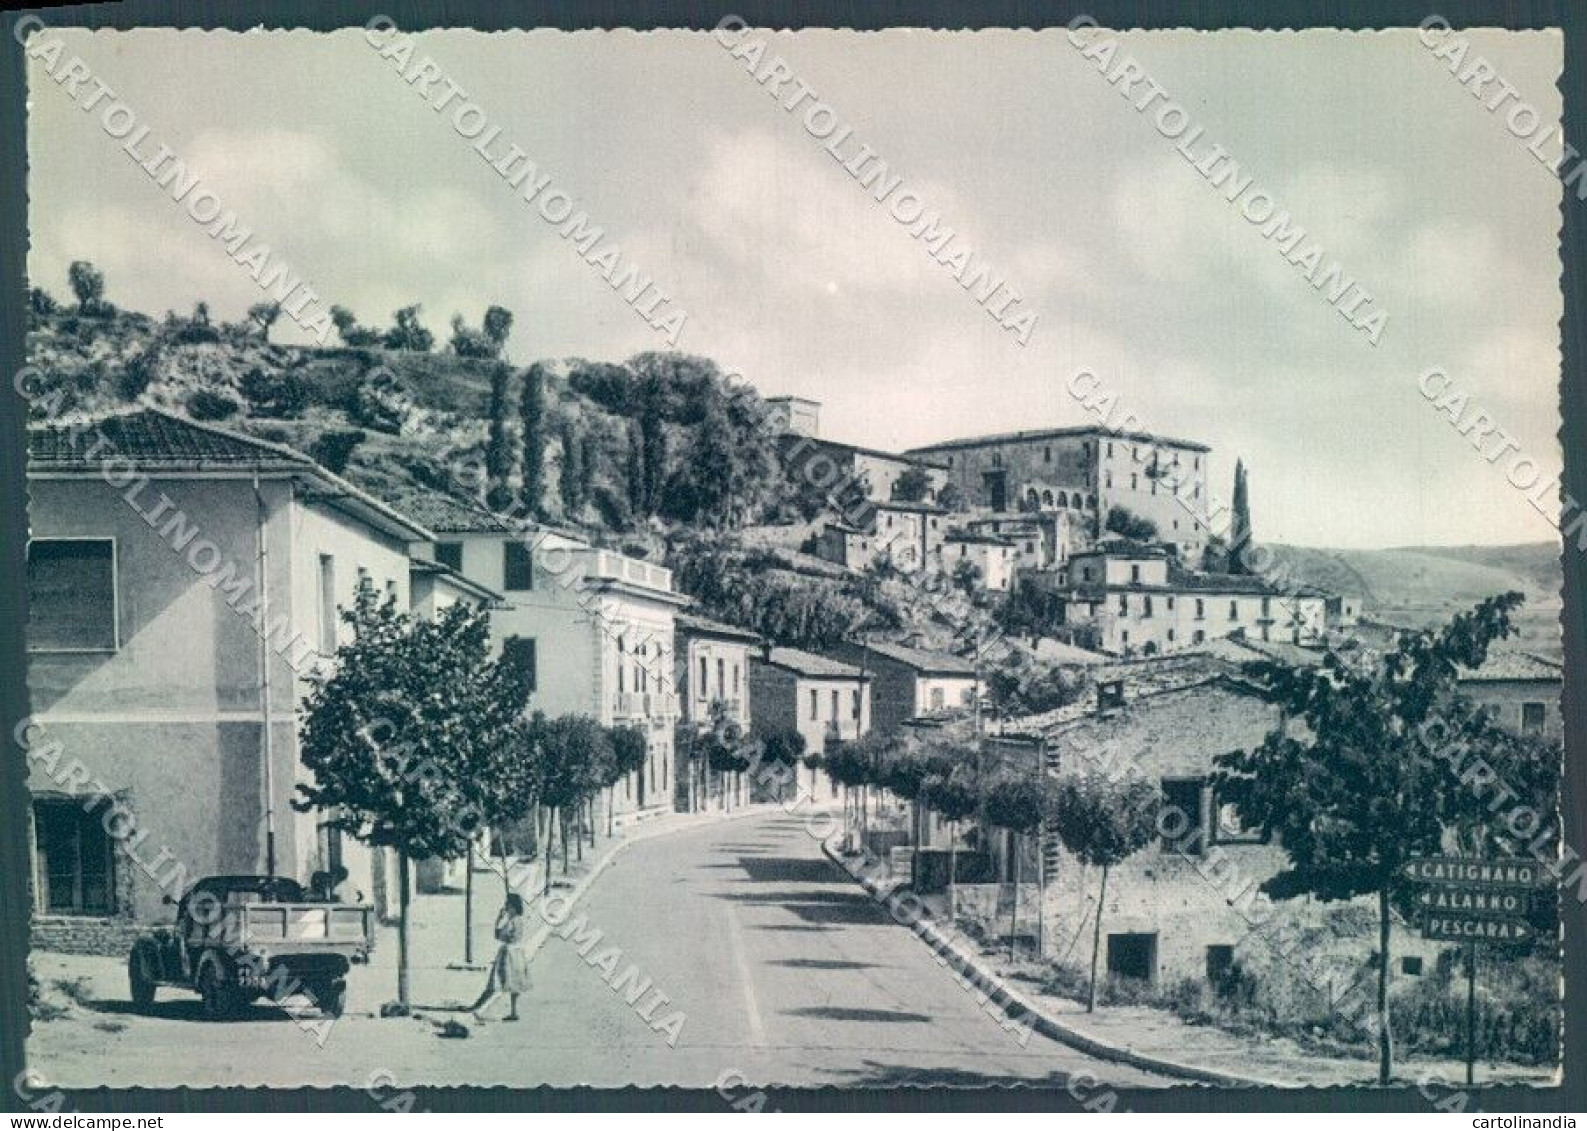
[1107,442,1114,457]
[1143,596,1154,619]
[318,553,337,653]
[1107,933,1157,985]
[852,690,862,720]
[436,542,463,572]
[1522,702,1546,734]
[930,687,945,710]
[503,542,534,591]
[1161,778,1205,854]
[1130,474,1138,490]
[500,637,537,701]
[809,689,819,720]
[717,658,726,698]
[1195,598,1205,620]
[698,656,709,699]
[1261,597,1272,618]
[33,798,115,915]
[1117,593,1128,614]
[1167,628,1175,642]
[831,689,840,719]
[1131,564,1142,583]
[1121,630,1129,646]
[27,539,116,651]
[1043,445,1051,463]
[732,663,740,694]
[1401,956,1424,977]
[1105,472,1113,488]
[1228,600,1239,621]
[1206,945,1235,988]
[1193,629,1205,644]
[1166,596,1175,611]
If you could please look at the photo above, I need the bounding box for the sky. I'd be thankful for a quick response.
[24,26,1566,549]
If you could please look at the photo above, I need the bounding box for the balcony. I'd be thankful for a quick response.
[582,549,673,593]
[614,690,681,723]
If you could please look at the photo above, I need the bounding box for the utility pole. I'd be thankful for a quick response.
[253,469,277,880]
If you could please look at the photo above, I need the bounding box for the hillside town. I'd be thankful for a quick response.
[13,18,1571,1107]
[22,363,1565,1090]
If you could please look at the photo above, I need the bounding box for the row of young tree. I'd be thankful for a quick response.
[818,730,1160,1014]
[826,594,1557,1083]
[296,586,648,1009]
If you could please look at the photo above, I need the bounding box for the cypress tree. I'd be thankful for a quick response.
[626,419,644,512]
[559,423,581,516]
[519,363,547,517]
[484,363,514,510]
[1228,459,1252,574]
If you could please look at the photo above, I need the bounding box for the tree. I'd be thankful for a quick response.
[1049,771,1159,1010]
[248,301,283,341]
[986,656,1085,718]
[891,463,933,503]
[951,557,982,595]
[937,482,964,512]
[484,364,515,510]
[578,429,596,513]
[626,419,645,514]
[530,713,615,886]
[67,260,106,314]
[384,305,434,352]
[296,590,521,1008]
[559,424,583,516]
[28,286,58,317]
[1211,592,1538,1083]
[609,724,650,825]
[518,363,548,518]
[759,729,806,802]
[1103,505,1157,543]
[1228,459,1252,574]
[482,305,514,352]
[239,367,311,418]
[330,305,381,347]
[637,372,668,515]
[999,578,1067,644]
[983,771,1057,960]
[920,759,979,911]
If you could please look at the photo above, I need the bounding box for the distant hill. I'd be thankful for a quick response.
[1268,542,1562,660]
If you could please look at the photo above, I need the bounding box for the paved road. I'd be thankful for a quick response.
[29,808,1169,1090]
[509,808,1167,1088]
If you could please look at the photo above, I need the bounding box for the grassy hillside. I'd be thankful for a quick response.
[1269,542,1562,659]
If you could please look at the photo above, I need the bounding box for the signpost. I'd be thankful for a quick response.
[1401,856,1545,1086]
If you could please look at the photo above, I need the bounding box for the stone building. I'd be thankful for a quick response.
[906,426,1212,561]
[815,500,948,573]
[674,613,760,810]
[1062,541,1329,657]
[828,641,978,734]
[781,433,950,507]
[748,646,872,800]
[989,674,1442,996]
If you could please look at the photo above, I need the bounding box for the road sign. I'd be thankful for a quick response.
[1415,886,1531,917]
[1421,915,1531,944]
[1400,856,1547,890]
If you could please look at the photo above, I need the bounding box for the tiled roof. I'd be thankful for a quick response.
[849,640,977,676]
[759,647,869,679]
[1458,649,1563,683]
[907,424,1210,455]
[29,409,313,468]
[675,613,761,643]
[945,529,1014,546]
[409,558,504,603]
[28,409,433,542]
[382,488,518,534]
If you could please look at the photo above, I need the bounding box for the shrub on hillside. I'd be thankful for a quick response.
[186,388,240,421]
[116,346,160,401]
[308,429,366,474]
[238,367,311,418]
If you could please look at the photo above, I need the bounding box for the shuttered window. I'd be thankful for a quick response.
[27,539,116,651]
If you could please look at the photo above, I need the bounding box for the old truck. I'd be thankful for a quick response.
[127,875,374,1020]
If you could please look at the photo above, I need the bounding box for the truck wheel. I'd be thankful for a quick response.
[198,963,237,1021]
[128,951,156,1008]
[321,980,347,1019]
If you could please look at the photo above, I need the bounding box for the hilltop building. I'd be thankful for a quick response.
[906,425,1212,562]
